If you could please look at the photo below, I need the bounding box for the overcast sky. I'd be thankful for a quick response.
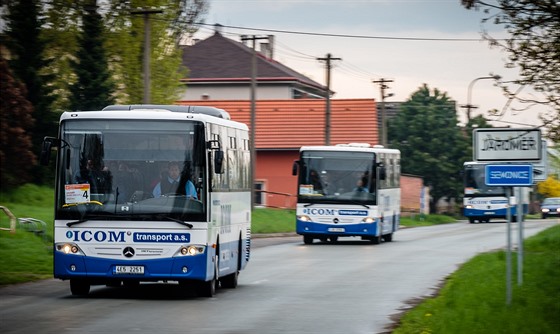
[190,0,546,129]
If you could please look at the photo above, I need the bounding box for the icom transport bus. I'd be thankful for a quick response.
[40,105,251,296]
[292,143,401,244]
[462,161,528,223]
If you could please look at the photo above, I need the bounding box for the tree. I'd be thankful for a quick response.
[461,0,560,143]
[4,0,59,183]
[537,176,560,198]
[68,2,115,110]
[0,56,37,189]
[104,0,208,104]
[388,84,470,213]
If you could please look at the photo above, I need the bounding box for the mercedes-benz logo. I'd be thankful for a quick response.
[333,218,339,224]
[123,247,135,258]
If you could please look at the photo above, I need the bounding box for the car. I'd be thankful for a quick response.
[540,197,560,219]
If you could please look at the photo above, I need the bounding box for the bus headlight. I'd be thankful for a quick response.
[297,215,312,222]
[177,245,205,256]
[465,205,473,209]
[55,243,84,255]
[541,208,550,213]
[361,217,375,223]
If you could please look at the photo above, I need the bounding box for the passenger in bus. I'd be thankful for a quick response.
[354,179,369,192]
[152,161,197,199]
[353,173,369,192]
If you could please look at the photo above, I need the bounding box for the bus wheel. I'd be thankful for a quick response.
[70,279,90,296]
[370,235,382,245]
[220,271,238,289]
[383,233,393,242]
[198,276,217,297]
[303,236,313,244]
[468,218,475,224]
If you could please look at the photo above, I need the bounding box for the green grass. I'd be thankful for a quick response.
[400,214,457,227]
[251,207,295,233]
[392,224,560,334]
[0,184,55,285]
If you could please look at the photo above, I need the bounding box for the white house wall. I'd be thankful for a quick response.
[182,86,293,100]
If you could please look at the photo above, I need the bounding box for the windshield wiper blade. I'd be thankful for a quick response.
[159,215,193,229]
[67,218,88,227]
[66,214,113,227]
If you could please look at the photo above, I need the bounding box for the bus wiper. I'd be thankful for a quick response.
[158,215,193,229]
[66,214,111,227]
[67,218,88,227]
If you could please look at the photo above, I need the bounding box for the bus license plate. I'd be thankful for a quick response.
[114,265,144,275]
[328,227,345,232]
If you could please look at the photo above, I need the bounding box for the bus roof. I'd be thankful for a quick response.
[300,144,400,154]
[59,105,248,130]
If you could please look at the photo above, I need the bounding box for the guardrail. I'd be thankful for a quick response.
[18,217,47,241]
[0,206,17,233]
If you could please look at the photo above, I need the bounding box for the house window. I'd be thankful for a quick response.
[254,181,265,206]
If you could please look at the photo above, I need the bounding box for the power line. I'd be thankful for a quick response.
[194,22,490,42]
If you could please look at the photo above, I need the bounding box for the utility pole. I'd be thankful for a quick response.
[131,8,162,104]
[372,78,394,146]
[317,53,341,145]
[241,35,269,209]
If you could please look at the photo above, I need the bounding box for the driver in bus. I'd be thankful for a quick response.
[152,161,198,199]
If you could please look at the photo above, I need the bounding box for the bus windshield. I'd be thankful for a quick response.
[55,119,207,222]
[464,164,507,197]
[297,150,376,204]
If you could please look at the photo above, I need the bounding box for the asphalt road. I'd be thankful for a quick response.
[1,219,557,334]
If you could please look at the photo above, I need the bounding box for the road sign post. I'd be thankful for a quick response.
[484,164,533,305]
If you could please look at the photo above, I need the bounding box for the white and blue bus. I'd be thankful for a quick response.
[40,105,251,296]
[462,161,528,223]
[292,144,401,244]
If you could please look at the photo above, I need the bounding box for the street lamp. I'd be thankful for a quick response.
[461,75,501,123]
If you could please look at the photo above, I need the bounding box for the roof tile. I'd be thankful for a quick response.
[176,99,379,149]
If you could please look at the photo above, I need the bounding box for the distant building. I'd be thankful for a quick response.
[181,28,328,101]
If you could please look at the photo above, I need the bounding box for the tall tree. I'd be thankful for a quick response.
[69,2,115,110]
[0,56,37,189]
[4,0,59,160]
[104,0,208,104]
[461,0,560,142]
[388,84,470,213]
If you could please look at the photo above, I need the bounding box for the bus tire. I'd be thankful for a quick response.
[198,254,218,297]
[198,277,216,297]
[70,279,90,296]
[383,233,393,242]
[370,235,382,244]
[303,236,313,244]
[220,270,238,289]
[220,238,240,289]
[468,218,475,224]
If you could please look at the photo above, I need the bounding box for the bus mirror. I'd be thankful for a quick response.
[292,160,299,176]
[39,137,57,166]
[378,163,386,180]
[214,150,224,174]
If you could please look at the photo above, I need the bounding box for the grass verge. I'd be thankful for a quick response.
[391,224,560,334]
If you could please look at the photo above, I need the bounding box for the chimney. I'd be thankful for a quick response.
[267,35,274,59]
[214,23,223,35]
